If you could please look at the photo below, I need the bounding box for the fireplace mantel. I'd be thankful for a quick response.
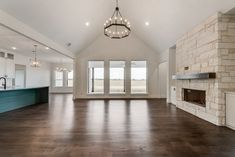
[172,72,216,80]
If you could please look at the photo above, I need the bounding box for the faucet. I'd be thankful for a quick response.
[0,77,6,89]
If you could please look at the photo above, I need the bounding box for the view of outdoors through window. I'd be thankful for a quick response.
[67,70,73,87]
[88,61,104,94]
[87,61,147,94]
[131,61,147,94]
[55,71,63,87]
[110,61,125,94]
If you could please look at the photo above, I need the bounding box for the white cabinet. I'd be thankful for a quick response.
[226,92,235,130]
[0,57,5,77]
[0,53,15,78]
[171,86,176,105]
[6,59,15,78]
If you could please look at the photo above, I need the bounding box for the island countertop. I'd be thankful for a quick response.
[0,86,49,92]
[0,86,49,113]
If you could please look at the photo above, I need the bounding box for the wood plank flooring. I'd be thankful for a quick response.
[0,94,235,157]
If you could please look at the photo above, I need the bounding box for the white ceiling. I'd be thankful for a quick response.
[0,25,73,63]
[0,0,235,53]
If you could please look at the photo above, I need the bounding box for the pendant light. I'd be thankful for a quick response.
[104,0,131,39]
[30,45,41,68]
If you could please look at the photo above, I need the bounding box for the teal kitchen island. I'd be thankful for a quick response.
[0,86,49,113]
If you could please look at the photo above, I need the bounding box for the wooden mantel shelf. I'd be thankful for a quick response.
[172,72,216,80]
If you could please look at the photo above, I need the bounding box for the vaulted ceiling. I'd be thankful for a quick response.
[0,0,234,54]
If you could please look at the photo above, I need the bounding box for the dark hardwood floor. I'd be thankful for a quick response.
[0,94,235,157]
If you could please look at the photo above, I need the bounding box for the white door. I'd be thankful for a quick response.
[6,59,15,78]
[0,57,6,77]
[15,69,25,88]
[159,62,167,98]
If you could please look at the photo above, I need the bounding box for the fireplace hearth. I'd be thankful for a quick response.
[183,89,206,107]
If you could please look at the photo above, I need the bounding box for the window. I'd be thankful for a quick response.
[131,61,147,94]
[55,71,63,87]
[67,70,73,87]
[88,61,104,94]
[109,61,125,94]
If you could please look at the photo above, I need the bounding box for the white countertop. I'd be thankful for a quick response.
[0,86,49,91]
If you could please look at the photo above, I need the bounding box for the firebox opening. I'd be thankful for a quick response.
[183,89,206,107]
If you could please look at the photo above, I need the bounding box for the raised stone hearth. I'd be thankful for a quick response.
[176,13,235,126]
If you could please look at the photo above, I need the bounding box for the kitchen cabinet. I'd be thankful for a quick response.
[0,52,15,78]
[226,92,235,130]
[6,59,15,78]
[171,86,176,105]
[0,57,5,77]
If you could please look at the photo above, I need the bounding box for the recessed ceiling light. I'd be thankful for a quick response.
[12,47,16,50]
[145,22,150,26]
[45,47,50,50]
[85,22,90,26]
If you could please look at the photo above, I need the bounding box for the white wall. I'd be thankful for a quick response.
[0,49,51,87]
[158,62,167,98]
[50,63,73,93]
[167,48,176,103]
[158,47,176,103]
[14,53,51,87]
[74,34,160,99]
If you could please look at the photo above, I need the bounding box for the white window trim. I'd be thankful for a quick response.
[54,70,74,88]
[86,60,149,96]
[109,60,127,95]
[130,60,148,95]
[87,60,105,95]
[67,70,74,87]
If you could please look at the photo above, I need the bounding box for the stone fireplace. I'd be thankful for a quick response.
[183,89,206,107]
[175,13,235,126]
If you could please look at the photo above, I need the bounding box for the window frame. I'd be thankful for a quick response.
[54,71,64,87]
[109,60,126,95]
[130,60,148,95]
[87,60,105,95]
[67,70,74,87]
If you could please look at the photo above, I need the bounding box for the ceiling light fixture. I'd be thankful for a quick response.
[11,47,16,50]
[45,47,50,50]
[30,45,41,68]
[85,22,90,26]
[104,0,131,39]
[56,67,71,72]
[56,59,71,72]
[145,22,150,26]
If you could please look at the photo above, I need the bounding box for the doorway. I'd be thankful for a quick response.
[159,62,167,98]
[15,64,26,88]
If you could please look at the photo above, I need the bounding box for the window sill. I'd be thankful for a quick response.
[87,93,105,95]
[131,93,148,95]
[109,93,126,95]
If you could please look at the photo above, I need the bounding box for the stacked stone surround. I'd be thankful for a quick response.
[176,12,235,126]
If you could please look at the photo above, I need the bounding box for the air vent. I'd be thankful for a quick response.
[7,53,14,60]
[0,52,4,58]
